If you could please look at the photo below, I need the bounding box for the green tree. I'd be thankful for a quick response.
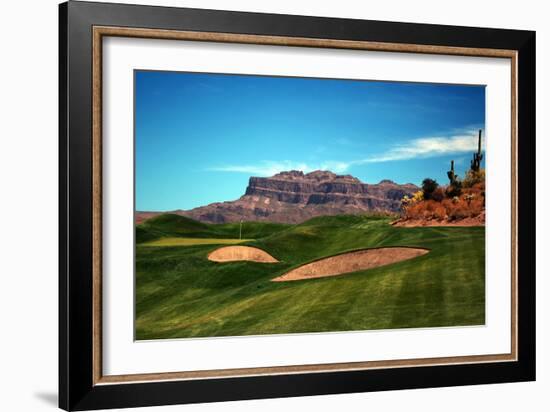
[421,178,439,200]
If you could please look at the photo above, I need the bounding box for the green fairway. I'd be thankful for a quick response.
[135,214,485,340]
[142,237,253,247]
[137,214,290,243]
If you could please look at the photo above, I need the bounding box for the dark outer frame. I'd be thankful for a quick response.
[59,1,536,410]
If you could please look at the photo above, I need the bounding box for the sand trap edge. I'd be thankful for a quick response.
[208,245,279,263]
[272,246,429,282]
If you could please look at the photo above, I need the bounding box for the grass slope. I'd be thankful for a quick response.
[141,238,253,247]
[136,214,485,340]
[137,213,290,243]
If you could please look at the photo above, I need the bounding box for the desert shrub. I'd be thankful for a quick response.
[403,176,485,222]
[432,187,445,202]
[447,198,470,220]
[403,200,420,219]
[424,200,437,212]
[463,168,485,188]
[404,200,446,220]
[472,181,485,192]
[446,179,462,198]
[422,178,439,200]
[467,197,484,217]
[400,195,411,211]
[412,191,424,203]
[466,182,483,197]
[401,193,415,211]
[441,198,454,211]
[441,194,484,220]
[469,182,486,206]
[433,204,447,220]
[400,191,425,217]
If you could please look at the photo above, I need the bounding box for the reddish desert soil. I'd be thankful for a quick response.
[392,212,485,227]
[272,247,429,282]
[208,246,279,263]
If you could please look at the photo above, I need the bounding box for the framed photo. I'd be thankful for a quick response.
[59,1,535,410]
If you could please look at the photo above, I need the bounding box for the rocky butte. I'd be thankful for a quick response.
[137,170,419,224]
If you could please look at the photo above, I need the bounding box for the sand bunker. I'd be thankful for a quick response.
[208,246,279,263]
[272,247,429,282]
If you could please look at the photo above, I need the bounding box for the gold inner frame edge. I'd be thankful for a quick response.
[91,25,518,386]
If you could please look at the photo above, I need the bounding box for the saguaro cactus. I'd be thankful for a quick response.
[447,160,458,185]
[470,129,483,172]
[446,159,462,198]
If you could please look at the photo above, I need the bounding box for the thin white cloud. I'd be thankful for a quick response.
[207,130,484,176]
[208,160,352,176]
[364,132,484,163]
[209,161,315,177]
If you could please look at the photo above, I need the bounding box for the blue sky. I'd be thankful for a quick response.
[135,70,485,211]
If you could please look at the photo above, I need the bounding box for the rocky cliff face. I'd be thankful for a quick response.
[245,171,413,206]
[141,170,418,224]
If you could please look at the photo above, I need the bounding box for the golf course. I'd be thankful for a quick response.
[135,213,485,340]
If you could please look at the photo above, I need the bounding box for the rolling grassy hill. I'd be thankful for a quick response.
[135,214,485,340]
[137,213,290,244]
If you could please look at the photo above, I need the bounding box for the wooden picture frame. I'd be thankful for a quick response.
[59,1,535,410]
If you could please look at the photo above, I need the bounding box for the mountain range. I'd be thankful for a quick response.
[136,170,418,224]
